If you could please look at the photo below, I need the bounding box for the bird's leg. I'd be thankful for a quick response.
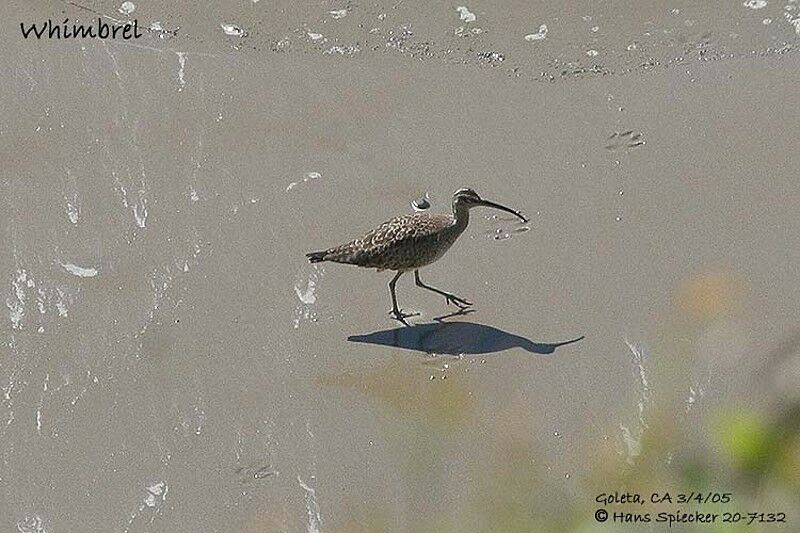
[388,271,418,322]
[414,270,472,309]
[388,271,402,316]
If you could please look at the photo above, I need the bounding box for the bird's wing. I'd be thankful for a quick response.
[361,213,450,246]
[333,214,447,264]
[319,213,451,266]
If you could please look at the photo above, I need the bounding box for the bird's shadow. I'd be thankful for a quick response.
[348,314,585,357]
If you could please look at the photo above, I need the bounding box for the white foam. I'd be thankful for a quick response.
[295,277,317,304]
[7,269,27,329]
[524,25,548,41]
[298,477,323,533]
[221,23,245,37]
[324,45,360,56]
[15,514,48,533]
[144,481,168,508]
[685,385,705,412]
[118,1,135,15]
[788,13,800,35]
[620,424,641,464]
[117,184,148,228]
[286,171,322,191]
[176,51,186,91]
[55,301,68,318]
[624,338,650,428]
[293,266,322,328]
[61,263,98,278]
[456,6,476,23]
[65,195,79,224]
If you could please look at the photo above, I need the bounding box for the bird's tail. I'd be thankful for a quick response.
[306,250,328,263]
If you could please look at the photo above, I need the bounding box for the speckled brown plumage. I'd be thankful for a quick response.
[306,188,527,322]
[307,212,465,272]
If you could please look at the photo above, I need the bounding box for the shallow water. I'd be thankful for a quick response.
[2,1,799,532]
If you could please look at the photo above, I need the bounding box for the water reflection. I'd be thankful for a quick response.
[348,320,584,356]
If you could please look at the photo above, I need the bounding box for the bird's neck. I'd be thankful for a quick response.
[452,201,470,230]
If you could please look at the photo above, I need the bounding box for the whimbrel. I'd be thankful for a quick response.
[306,188,528,321]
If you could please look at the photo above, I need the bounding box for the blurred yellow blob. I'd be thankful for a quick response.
[714,410,777,472]
[677,273,745,320]
[777,433,800,486]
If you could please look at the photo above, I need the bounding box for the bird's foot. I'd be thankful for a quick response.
[444,294,472,309]
[389,308,419,324]
[433,307,476,322]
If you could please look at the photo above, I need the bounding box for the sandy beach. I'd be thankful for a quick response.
[2,1,799,531]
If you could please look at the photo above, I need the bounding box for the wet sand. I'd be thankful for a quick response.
[2,1,799,532]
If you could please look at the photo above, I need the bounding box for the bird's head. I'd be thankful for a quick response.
[452,188,528,222]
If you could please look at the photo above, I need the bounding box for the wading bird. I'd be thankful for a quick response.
[306,188,528,322]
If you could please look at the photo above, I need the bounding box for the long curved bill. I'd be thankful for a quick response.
[478,199,529,223]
